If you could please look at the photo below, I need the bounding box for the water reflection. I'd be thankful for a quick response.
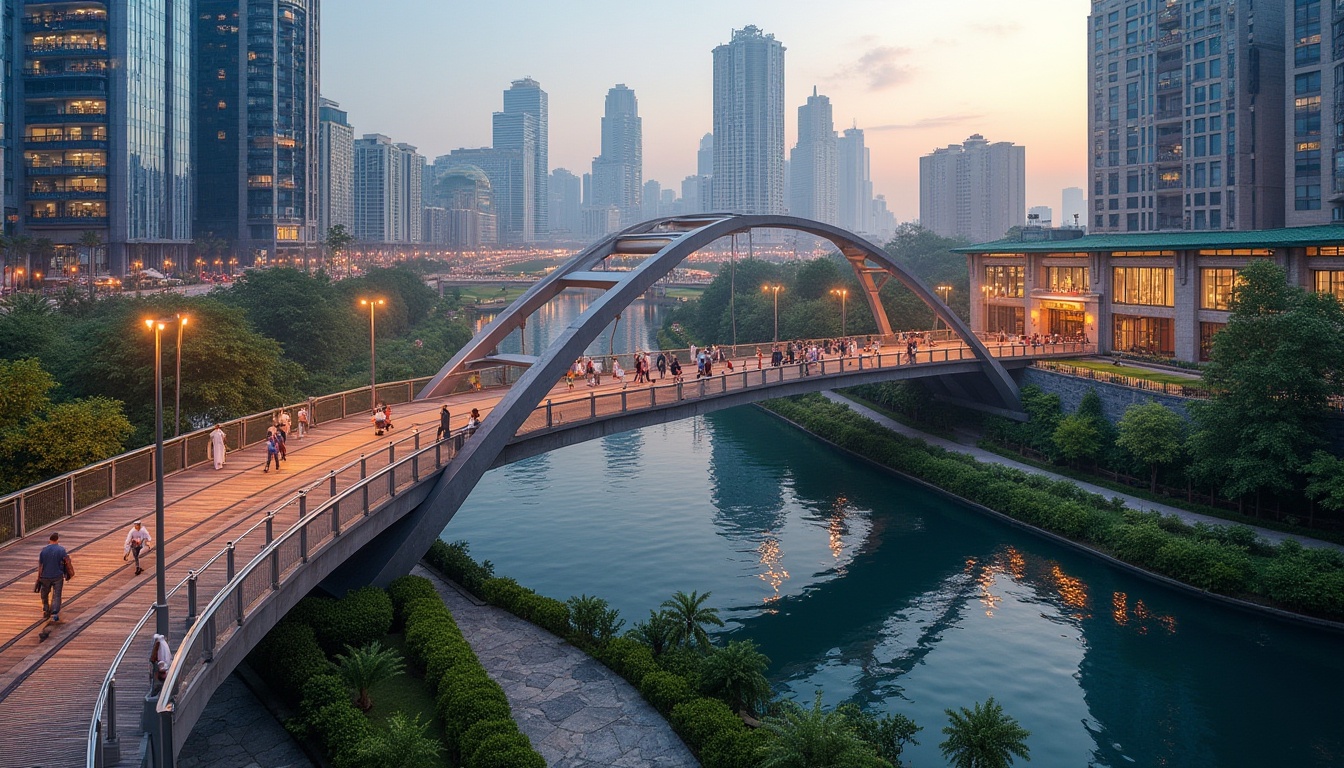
[757,536,789,605]
[479,291,667,359]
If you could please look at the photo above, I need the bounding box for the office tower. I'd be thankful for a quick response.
[195,0,319,265]
[642,179,661,220]
[549,168,582,235]
[491,110,537,242]
[1061,186,1086,229]
[422,206,448,245]
[712,26,786,215]
[919,134,1025,242]
[446,147,528,243]
[837,127,872,233]
[1286,1,1337,225]
[681,176,701,213]
[694,133,714,211]
[589,84,642,226]
[870,195,896,242]
[1088,0,1285,232]
[661,187,676,213]
[397,144,423,243]
[697,133,714,177]
[789,87,837,224]
[353,134,421,244]
[434,164,496,249]
[1028,205,1053,227]
[22,0,191,277]
[319,99,353,236]
[499,77,547,237]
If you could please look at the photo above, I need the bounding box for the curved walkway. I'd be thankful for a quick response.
[415,566,698,768]
[823,391,1344,552]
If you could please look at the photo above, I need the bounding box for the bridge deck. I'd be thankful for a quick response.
[0,342,1081,767]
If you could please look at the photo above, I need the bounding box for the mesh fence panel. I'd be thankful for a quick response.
[0,500,14,543]
[518,406,549,435]
[593,392,623,418]
[162,443,184,474]
[313,395,344,424]
[186,433,210,467]
[376,382,411,406]
[24,482,68,531]
[277,537,303,581]
[244,415,273,446]
[115,452,153,494]
[73,465,112,511]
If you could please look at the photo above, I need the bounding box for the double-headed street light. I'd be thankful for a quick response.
[360,298,386,408]
[935,284,952,331]
[762,283,784,342]
[830,288,849,337]
[144,314,187,637]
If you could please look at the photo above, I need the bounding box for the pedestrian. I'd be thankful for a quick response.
[150,633,172,692]
[469,372,483,392]
[670,355,683,382]
[466,408,481,437]
[689,343,698,366]
[756,347,763,370]
[36,531,72,622]
[382,403,394,431]
[372,407,387,435]
[613,359,627,387]
[209,424,227,470]
[296,405,309,438]
[263,431,281,472]
[123,520,152,575]
[278,409,291,439]
[267,421,287,461]
[438,406,454,441]
[656,352,667,380]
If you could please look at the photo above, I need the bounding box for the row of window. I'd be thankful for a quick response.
[983,264,1344,309]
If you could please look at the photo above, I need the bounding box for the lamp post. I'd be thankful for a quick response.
[173,314,188,437]
[829,288,849,337]
[144,316,182,637]
[360,298,385,408]
[762,283,784,342]
[14,268,23,292]
[934,284,952,331]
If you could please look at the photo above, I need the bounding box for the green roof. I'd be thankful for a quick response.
[952,224,1344,254]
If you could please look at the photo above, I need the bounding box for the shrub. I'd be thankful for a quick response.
[439,686,512,754]
[520,593,571,636]
[595,636,659,685]
[466,744,546,768]
[639,670,696,715]
[250,620,330,705]
[568,594,624,645]
[669,696,744,750]
[1105,523,1170,567]
[387,574,439,629]
[298,673,348,725]
[459,718,521,764]
[299,587,394,654]
[481,576,533,613]
[426,539,495,595]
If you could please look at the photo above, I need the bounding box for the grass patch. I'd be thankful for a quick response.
[365,632,451,766]
[664,287,705,300]
[455,285,530,304]
[1054,358,1202,386]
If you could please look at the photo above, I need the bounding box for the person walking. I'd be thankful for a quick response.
[278,409,292,440]
[669,355,683,382]
[263,431,281,473]
[466,408,481,437]
[36,532,72,622]
[296,405,309,438]
[656,352,667,381]
[209,424,227,470]
[382,403,394,431]
[436,405,451,441]
[123,520,152,575]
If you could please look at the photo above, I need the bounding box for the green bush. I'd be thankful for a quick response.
[466,744,546,768]
[669,697,747,761]
[520,593,571,636]
[567,594,624,645]
[439,685,512,753]
[250,620,330,705]
[595,637,659,685]
[481,576,533,613]
[639,670,696,715]
[1153,537,1253,593]
[298,673,348,725]
[426,539,495,595]
[1104,522,1170,567]
[387,574,439,629]
[296,587,394,654]
[459,718,521,764]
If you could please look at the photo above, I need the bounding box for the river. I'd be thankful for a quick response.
[449,292,1344,767]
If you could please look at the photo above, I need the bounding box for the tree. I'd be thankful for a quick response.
[1116,402,1186,492]
[566,594,624,645]
[939,697,1031,768]
[216,267,362,380]
[1187,260,1344,510]
[837,704,921,767]
[1052,414,1103,468]
[699,639,772,716]
[334,640,405,711]
[627,609,678,656]
[7,234,32,290]
[660,590,724,652]
[760,692,887,768]
[1303,450,1344,517]
[326,224,356,276]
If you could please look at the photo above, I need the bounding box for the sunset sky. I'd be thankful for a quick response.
[322,0,1090,222]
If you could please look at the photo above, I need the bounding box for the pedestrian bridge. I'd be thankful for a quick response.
[0,213,1091,767]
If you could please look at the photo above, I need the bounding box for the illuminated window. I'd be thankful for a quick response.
[1314,270,1344,300]
[1110,250,1176,257]
[1113,314,1175,356]
[1196,248,1272,256]
[276,226,299,241]
[1046,266,1089,293]
[1113,267,1175,306]
[217,100,227,110]
[1201,268,1238,310]
[984,265,1026,298]
[1306,246,1344,256]
[217,130,226,140]
[1199,322,1225,361]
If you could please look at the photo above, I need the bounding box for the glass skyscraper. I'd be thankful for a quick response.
[590,83,642,227]
[497,77,547,239]
[712,26,786,216]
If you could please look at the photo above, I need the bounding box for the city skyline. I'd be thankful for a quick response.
[320,0,1088,223]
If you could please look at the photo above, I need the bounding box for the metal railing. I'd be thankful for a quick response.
[1032,360,1210,398]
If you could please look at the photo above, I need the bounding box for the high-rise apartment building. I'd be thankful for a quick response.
[498,77,547,237]
[712,26,786,215]
[836,127,872,234]
[589,84,642,226]
[195,0,319,264]
[642,179,661,220]
[352,134,421,244]
[1088,0,1285,232]
[444,147,528,243]
[397,143,423,243]
[319,98,353,235]
[491,111,536,242]
[1061,186,1086,229]
[1285,0,1339,225]
[919,134,1025,243]
[697,133,714,177]
[549,168,582,235]
[21,0,192,276]
[789,87,837,224]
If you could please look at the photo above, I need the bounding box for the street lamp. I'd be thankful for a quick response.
[14,268,23,292]
[359,298,386,408]
[830,288,849,337]
[172,314,188,437]
[143,316,184,637]
[935,284,952,331]
[762,283,784,342]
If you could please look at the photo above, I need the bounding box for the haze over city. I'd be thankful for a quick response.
[321,0,1089,220]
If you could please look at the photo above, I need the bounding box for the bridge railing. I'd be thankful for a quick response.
[1,366,526,549]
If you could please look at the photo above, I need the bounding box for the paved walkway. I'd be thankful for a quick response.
[823,391,1344,552]
[178,674,312,768]
[416,566,699,768]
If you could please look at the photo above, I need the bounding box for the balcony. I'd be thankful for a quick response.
[25,111,108,125]
[1155,107,1183,121]
[26,189,107,200]
[1158,6,1180,27]
[1157,150,1183,163]
[25,42,107,57]
[25,214,108,226]
[23,137,107,151]
[1156,178,1184,190]
[23,15,108,34]
[22,78,108,97]
[25,163,107,176]
[1156,78,1182,93]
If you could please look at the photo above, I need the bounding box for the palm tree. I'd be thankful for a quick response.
[939,697,1031,768]
[333,640,405,711]
[32,238,55,289]
[700,639,772,716]
[660,590,724,652]
[627,609,678,656]
[760,692,886,768]
[354,712,442,768]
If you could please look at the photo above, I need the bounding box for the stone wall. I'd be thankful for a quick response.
[1018,368,1192,422]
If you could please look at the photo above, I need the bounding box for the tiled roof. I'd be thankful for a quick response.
[952,225,1344,254]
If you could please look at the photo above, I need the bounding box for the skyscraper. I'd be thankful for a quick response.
[836,127,872,233]
[642,179,661,220]
[789,87,837,224]
[590,84,642,226]
[697,133,714,177]
[353,134,420,244]
[1088,0,1285,231]
[498,77,548,237]
[319,98,353,236]
[919,134,1025,243]
[1286,1,1336,225]
[549,168,582,235]
[397,143,424,243]
[1061,186,1086,229]
[194,0,320,264]
[445,147,529,243]
[712,26,786,216]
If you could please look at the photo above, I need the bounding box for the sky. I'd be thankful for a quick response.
[322,0,1090,222]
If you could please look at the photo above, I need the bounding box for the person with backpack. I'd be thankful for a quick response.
[264,432,281,472]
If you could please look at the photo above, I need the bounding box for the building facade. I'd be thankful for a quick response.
[1088,0,1285,233]
[549,167,582,236]
[958,224,1344,363]
[498,77,547,238]
[1285,0,1341,225]
[789,86,837,224]
[712,25,786,216]
[589,83,641,227]
[194,0,319,266]
[352,133,421,244]
[919,134,1025,243]
[318,97,353,235]
[836,126,871,234]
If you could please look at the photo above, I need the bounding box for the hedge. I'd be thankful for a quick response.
[290,586,394,654]
[763,394,1344,622]
[248,619,330,706]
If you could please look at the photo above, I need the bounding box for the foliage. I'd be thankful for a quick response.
[1052,414,1104,466]
[1304,451,1344,513]
[215,267,362,380]
[594,636,660,685]
[669,697,753,764]
[1116,401,1186,493]
[294,587,395,655]
[627,608,678,656]
[334,640,406,711]
[248,619,330,706]
[459,719,521,764]
[0,292,62,361]
[299,672,375,768]
[567,594,625,645]
[837,703,921,767]
[699,639,773,716]
[352,712,442,768]
[639,669,697,715]
[386,574,440,631]
[425,539,495,596]
[660,590,725,652]
[759,692,888,768]
[939,697,1031,768]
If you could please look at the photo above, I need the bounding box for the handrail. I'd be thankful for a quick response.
[1032,360,1211,399]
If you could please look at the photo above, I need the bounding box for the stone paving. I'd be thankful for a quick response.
[416,566,700,768]
[177,673,313,768]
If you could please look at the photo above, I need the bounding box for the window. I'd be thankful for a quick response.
[986,305,1025,336]
[1113,267,1175,306]
[1113,314,1175,356]
[1198,248,1272,256]
[1306,246,1344,256]
[985,265,1026,298]
[1199,321,1225,361]
[1313,270,1344,300]
[1047,266,1090,293]
[1201,268,1238,309]
[1297,183,1322,210]
[1296,113,1321,136]
[1297,71,1323,94]
[1296,141,1322,175]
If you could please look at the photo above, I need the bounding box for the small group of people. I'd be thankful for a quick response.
[264,411,291,473]
[372,402,395,435]
[436,404,482,438]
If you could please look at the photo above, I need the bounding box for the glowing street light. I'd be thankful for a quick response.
[935,284,952,330]
[830,288,849,337]
[143,315,185,637]
[762,283,784,342]
[359,298,386,408]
